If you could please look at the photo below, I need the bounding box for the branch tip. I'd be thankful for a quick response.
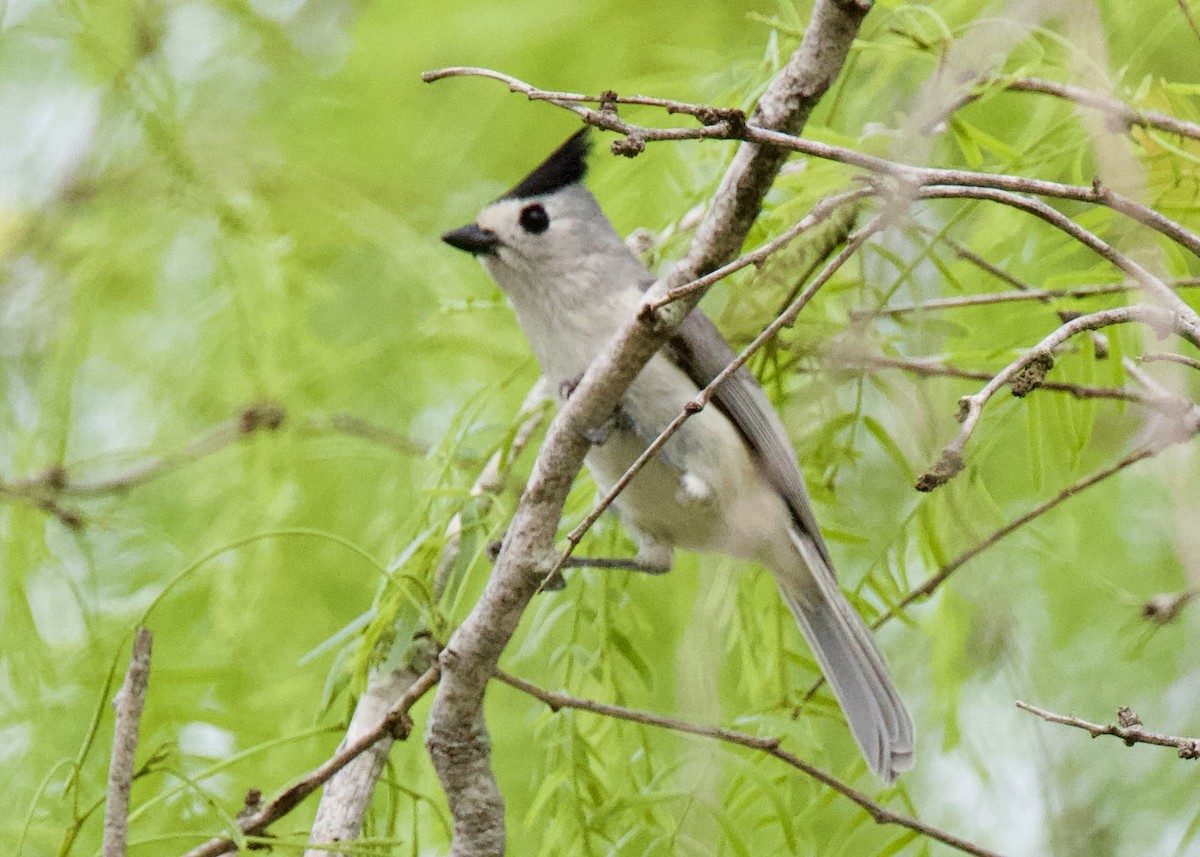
[610,134,646,157]
[915,449,965,492]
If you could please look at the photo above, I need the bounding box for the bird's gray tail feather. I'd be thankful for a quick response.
[777,529,915,783]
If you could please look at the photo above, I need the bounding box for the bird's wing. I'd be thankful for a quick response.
[665,307,837,572]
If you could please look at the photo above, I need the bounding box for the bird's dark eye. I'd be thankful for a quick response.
[518,203,550,234]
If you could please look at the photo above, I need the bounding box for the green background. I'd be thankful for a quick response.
[3,0,1199,854]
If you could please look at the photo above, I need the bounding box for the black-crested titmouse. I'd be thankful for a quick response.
[442,130,914,782]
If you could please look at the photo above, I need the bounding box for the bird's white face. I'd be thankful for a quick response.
[472,185,627,292]
[439,130,653,379]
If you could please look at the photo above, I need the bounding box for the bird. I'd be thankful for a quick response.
[441,128,914,782]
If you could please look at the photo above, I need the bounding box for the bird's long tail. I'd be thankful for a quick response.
[775,528,915,783]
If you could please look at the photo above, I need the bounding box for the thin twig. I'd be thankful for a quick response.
[842,352,1158,405]
[647,187,872,309]
[863,278,1200,317]
[1140,351,1200,372]
[495,670,1006,857]
[802,440,1177,703]
[947,77,1200,142]
[103,628,153,857]
[913,225,1037,292]
[1016,702,1200,758]
[0,407,440,522]
[422,67,1200,145]
[180,664,440,857]
[916,305,1191,491]
[913,186,1199,337]
[1178,0,1200,46]
[901,446,1159,608]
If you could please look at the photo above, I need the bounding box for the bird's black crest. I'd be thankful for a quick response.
[500,128,590,200]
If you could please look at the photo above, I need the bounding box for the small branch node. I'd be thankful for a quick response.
[387,709,415,740]
[237,789,264,822]
[611,134,646,158]
[239,403,286,434]
[44,465,68,490]
[438,647,460,671]
[1117,706,1142,729]
[915,449,965,492]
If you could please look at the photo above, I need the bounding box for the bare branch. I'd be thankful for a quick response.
[1016,702,1200,759]
[0,407,440,525]
[422,2,873,851]
[305,386,549,855]
[181,664,440,857]
[913,225,1038,292]
[647,187,871,309]
[901,446,1159,608]
[1141,351,1200,372]
[841,351,1163,406]
[863,278,1200,317]
[936,76,1200,142]
[803,440,1182,703]
[104,628,152,857]
[495,671,1007,857]
[913,186,1200,334]
[916,305,1196,491]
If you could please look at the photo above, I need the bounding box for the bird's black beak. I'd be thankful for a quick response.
[441,223,501,256]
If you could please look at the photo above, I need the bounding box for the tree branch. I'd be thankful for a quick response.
[980,77,1200,142]
[860,278,1200,317]
[839,351,1164,406]
[181,664,440,857]
[495,670,1007,857]
[103,628,152,857]
[0,406,442,528]
[1016,702,1200,759]
[1140,351,1200,372]
[305,384,549,856]
[422,2,873,852]
[916,305,1195,491]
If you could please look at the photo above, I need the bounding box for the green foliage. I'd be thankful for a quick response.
[3,1,1200,856]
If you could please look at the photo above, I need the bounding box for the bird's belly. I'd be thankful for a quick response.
[583,401,792,566]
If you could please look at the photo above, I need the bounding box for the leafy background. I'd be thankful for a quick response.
[3,0,1199,854]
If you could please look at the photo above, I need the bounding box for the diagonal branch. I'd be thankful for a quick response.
[841,351,1167,407]
[181,664,440,857]
[104,628,153,857]
[935,76,1200,142]
[916,305,1197,491]
[863,278,1200,317]
[495,670,1007,857]
[305,384,550,856]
